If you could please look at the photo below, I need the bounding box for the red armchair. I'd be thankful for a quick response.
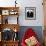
[21,28,41,46]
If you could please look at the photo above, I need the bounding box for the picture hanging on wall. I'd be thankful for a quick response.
[25,7,36,20]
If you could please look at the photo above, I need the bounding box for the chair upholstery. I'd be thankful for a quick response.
[21,28,41,46]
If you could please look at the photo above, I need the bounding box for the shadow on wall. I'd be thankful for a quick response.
[18,26,44,44]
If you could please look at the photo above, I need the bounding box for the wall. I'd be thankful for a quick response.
[17,0,44,26]
[0,0,44,26]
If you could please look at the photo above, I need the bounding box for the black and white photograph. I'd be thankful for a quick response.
[25,7,36,20]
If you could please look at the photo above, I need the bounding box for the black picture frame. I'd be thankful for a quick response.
[25,7,36,20]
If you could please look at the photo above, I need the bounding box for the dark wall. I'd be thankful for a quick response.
[18,26,44,44]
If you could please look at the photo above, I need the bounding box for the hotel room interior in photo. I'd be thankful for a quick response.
[0,0,46,46]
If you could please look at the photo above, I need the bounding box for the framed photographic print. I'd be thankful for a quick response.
[25,7,36,20]
[2,10,9,15]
